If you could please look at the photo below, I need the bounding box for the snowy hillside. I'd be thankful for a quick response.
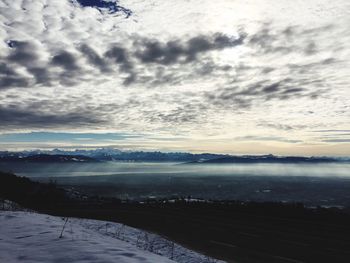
[0,210,224,263]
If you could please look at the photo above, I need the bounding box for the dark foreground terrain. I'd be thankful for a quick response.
[1,171,350,263]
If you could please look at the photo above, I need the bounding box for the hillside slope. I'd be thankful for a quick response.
[0,211,175,263]
[0,209,223,263]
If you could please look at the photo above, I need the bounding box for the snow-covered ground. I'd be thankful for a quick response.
[0,205,224,263]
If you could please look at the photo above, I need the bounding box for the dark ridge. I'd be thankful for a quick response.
[1,172,350,262]
[188,155,340,164]
[0,171,67,209]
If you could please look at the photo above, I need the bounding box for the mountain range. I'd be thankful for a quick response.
[0,149,347,163]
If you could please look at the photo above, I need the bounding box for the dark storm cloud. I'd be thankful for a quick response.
[79,44,109,72]
[0,41,40,89]
[0,25,336,92]
[134,33,246,65]
[77,32,244,85]
[51,51,80,71]
[0,62,29,89]
[134,40,184,65]
[6,44,83,90]
[1,41,54,88]
[104,45,136,85]
[0,63,16,76]
[1,39,134,89]
[0,75,29,89]
[7,40,38,66]
[49,50,88,87]
[0,105,107,130]
[262,83,280,93]
[105,46,133,71]
[0,40,54,88]
[27,67,51,85]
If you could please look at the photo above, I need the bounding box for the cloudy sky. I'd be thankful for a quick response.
[0,0,349,155]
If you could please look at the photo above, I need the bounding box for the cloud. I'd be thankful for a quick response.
[6,40,39,66]
[0,132,140,142]
[247,24,325,56]
[105,45,133,73]
[203,77,321,111]
[235,135,302,144]
[0,31,245,89]
[313,130,350,133]
[0,75,29,89]
[0,62,29,89]
[27,67,51,86]
[322,139,350,143]
[134,33,246,65]
[51,50,80,71]
[1,40,49,88]
[0,41,38,89]
[0,104,107,131]
[257,122,312,132]
[0,0,349,155]
[148,107,199,124]
[79,44,109,72]
[0,12,339,93]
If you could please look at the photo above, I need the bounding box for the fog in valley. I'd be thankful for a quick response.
[2,162,349,207]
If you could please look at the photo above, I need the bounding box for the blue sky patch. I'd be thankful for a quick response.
[75,0,132,17]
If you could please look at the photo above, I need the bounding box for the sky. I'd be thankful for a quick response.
[0,0,349,155]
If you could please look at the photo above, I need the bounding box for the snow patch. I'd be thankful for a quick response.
[0,211,225,263]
